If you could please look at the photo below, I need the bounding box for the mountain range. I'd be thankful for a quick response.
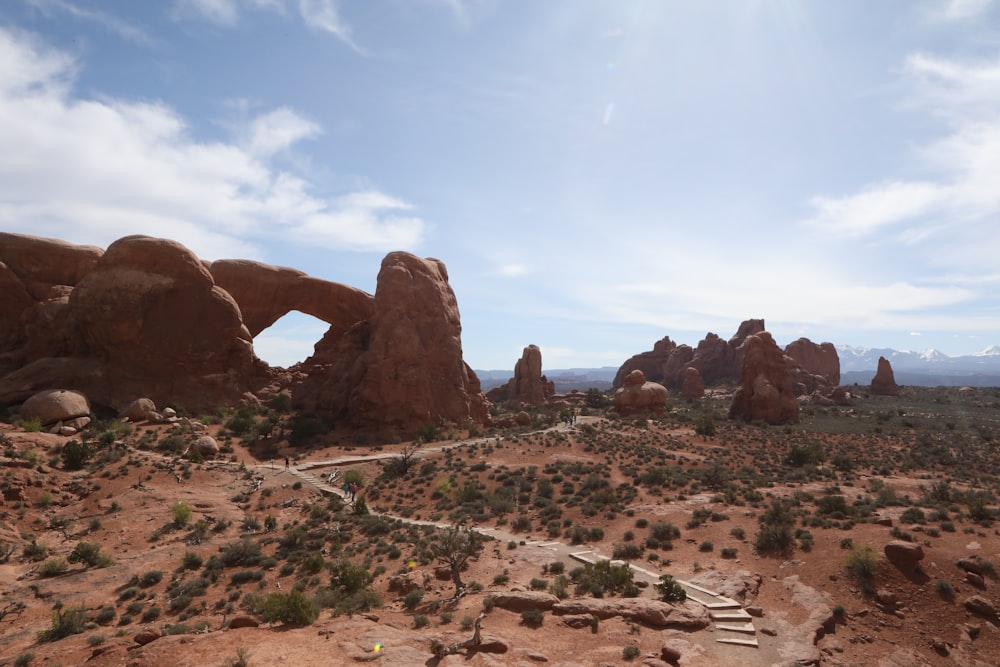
[475,345,1000,392]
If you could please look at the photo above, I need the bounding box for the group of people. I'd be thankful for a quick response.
[562,410,577,426]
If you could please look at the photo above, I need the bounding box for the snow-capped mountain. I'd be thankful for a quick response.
[838,344,1000,387]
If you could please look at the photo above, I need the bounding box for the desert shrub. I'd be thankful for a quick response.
[141,607,161,622]
[655,574,686,602]
[612,543,644,560]
[649,521,681,542]
[60,439,92,470]
[699,541,714,552]
[39,558,68,578]
[693,414,716,437]
[721,547,738,559]
[171,501,193,527]
[230,570,264,585]
[224,408,257,436]
[220,539,263,567]
[181,552,203,570]
[623,645,640,660]
[69,542,111,568]
[530,577,548,590]
[13,653,34,667]
[844,544,879,585]
[754,498,796,556]
[259,590,318,626]
[520,609,544,627]
[403,589,425,610]
[546,561,565,575]
[94,606,116,625]
[571,560,633,597]
[730,527,746,540]
[37,607,86,642]
[935,579,954,599]
[900,507,926,524]
[413,614,430,628]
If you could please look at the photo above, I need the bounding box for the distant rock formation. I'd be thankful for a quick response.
[614,369,668,415]
[870,356,900,396]
[614,319,764,390]
[680,367,705,400]
[784,338,841,396]
[486,344,553,405]
[0,233,489,432]
[294,252,489,431]
[728,332,799,425]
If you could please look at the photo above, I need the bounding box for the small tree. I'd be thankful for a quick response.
[754,497,796,556]
[655,574,687,602]
[171,501,193,528]
[430,525,486,598]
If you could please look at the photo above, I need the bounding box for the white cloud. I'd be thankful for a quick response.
[25,0,156,45]
[246,106,321,157]
[297,0,362,51]
[0,26,425,258]
[940,0,994,20]
[176,0,241,25]
[495,263,530,277]
[805,181,946,237]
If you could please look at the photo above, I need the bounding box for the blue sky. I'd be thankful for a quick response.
[2,0,999,370]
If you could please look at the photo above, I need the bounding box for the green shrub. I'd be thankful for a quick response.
[655,574,686,602]
[403,589,424,610]
[520,609,544,627]
[622,645,640,660]
[259,590,318,626]
[935,579,954,598]
[39,558,68,578]
[171,501,193,527]
[844,544,879,585]
[60,439,91,470]
[37,607,86,642]
[413,614,430,628]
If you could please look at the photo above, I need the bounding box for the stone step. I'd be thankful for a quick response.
[705,601,742,610]
[714,622,756,634]
[568,551,598,564]
[710,612,753,622]
[716,637,759,648]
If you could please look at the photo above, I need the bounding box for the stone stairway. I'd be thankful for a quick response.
[565,549,758,649]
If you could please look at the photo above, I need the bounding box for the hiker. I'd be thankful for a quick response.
[348,481,358,502]
[284,456,289,470]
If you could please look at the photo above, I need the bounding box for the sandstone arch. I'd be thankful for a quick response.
[210,259,374,338]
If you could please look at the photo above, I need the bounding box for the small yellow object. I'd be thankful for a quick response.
[407,560,416,569]
[373,643,382,653]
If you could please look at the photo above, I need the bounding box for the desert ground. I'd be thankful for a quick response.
[1,385,998,667]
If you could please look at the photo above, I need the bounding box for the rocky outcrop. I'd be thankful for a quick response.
[488,591,559,612]
[485,344,553,405]
[613,319,764,390]
[210,259,374,340]
[728,332,799,425]
[884,540,923,564]
[552,598,709,630]
[613,336,676,389]
[679,367,705,400]
[297,252,489,432]
[785,338,840,395]
[871,356,900,396]
[614,369,668,415]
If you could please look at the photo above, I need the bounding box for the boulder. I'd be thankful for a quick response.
[122,398,158,422]
[227,615,259,629]
[19,389,90,425]
[614,370,668,415]
[488,591,559,612]
[552,598,710,630]
[870,356,900,396]
[884,540,923,564]
[963,596,997,619]
[133,628,162,645]
[679,367,705,400]
[728,332,799,425]
[189,435,220,458]
[387,569,431,593]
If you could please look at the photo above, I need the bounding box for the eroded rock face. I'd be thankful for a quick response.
[728,332,799,425]
[486,344,553,405]
[871,356,900,396]
[614,336,676,389]
[552,598,710,630]
[614,369,668,415]
[299,252,489,432]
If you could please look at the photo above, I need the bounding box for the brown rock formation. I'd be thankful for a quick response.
[0,235,487,431]
[613,336,676,389]
[613,319,765,390]
[728,332,799,425]
[296,252,489,431]
[486,344,553,405]
[785,338,841,397]
[614,369,668,415]
[871,356,900,396]
[680,367,705,399]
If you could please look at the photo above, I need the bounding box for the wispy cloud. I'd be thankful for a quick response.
[938,0,994,21]
[0,26,424,258]
[25,0,156,46]
[805,181,945,237]
[297,0,362,52]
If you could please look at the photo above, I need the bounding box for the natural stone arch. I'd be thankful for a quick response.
[210,259,374,337]
[251,310,332,368]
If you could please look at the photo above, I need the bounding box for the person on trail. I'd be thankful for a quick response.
[284,456,289,470]
[348,482,358,502]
